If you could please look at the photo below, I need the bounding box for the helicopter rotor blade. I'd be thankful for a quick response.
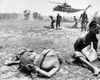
[48,1,63,4]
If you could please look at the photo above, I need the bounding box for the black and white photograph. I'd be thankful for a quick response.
[0,0,100,80]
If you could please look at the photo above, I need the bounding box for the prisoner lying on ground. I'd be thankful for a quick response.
[74,20,100,76]
[5,48,62,78]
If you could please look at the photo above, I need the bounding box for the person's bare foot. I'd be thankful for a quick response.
[93,67,100,76]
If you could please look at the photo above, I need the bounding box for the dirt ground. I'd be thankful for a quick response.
[0,20,100,80]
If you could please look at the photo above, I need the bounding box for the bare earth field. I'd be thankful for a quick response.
[0,20,100,80]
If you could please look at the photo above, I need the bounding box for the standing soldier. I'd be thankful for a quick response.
[56,14,62,29]
[73,16,78,28]
[80,12,88,31]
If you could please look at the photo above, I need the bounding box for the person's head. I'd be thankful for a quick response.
[89,20,100,34]
[83,12,86,14]
[57,13,59,16]
[74,16,76,18]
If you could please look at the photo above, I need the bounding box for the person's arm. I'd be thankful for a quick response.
[60,16,62,20]
[79,14,82,21]
[86,14,88,19]
[35,64,60,78]
[86,14,88,23]
[91,34,98,52]
[5,60,20,66]
[74,38,83,51]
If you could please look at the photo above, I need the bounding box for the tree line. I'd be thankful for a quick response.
[0,10,100,23]
[0,10,44,20]
[0,10,69,21]
[0,12,68,21]
[0,13,18,20]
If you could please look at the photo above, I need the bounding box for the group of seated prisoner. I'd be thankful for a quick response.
[5,20,100,78]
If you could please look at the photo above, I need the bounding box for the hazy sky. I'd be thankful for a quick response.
[0,0,100,17]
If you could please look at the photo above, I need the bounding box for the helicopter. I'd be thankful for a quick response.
[49,1,91,13]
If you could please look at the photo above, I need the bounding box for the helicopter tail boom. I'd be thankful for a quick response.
[84,5,91,11]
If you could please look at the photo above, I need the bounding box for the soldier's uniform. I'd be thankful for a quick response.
[80,12,88,31]
[49,16,55,29]
[56,14,62,29]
